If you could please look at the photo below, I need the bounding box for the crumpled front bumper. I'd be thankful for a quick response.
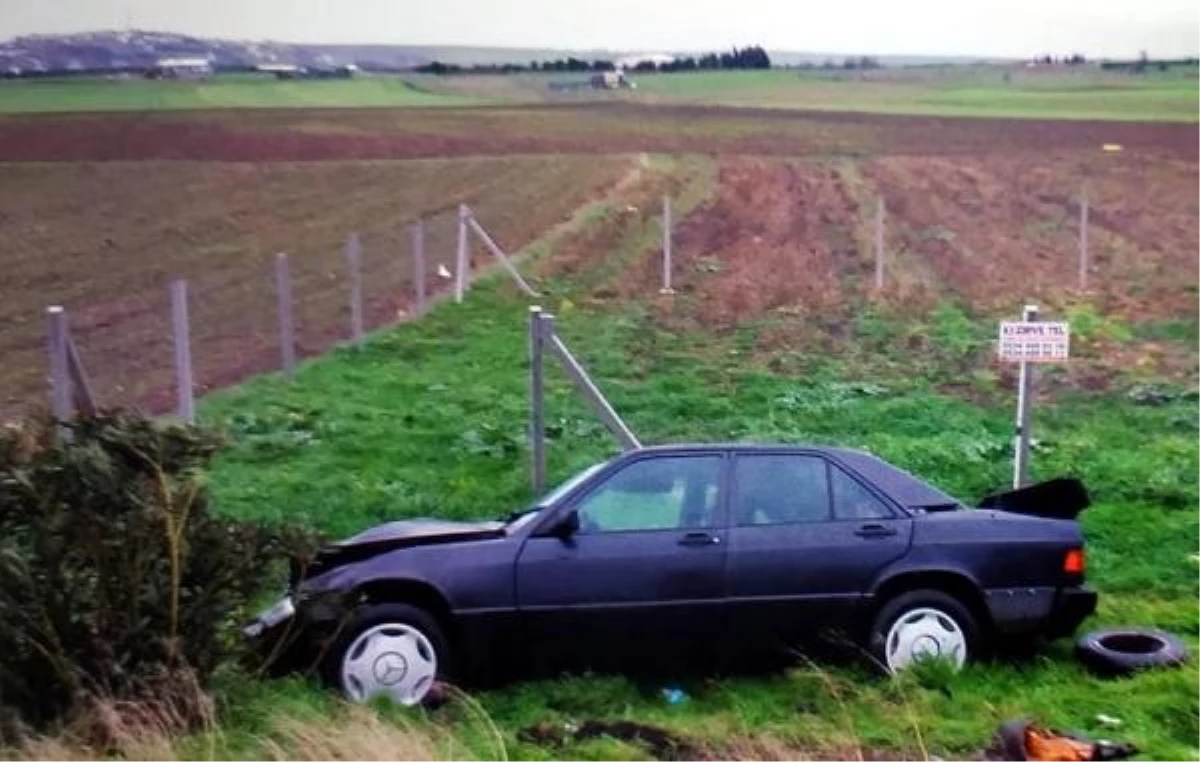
[242,595,296,639]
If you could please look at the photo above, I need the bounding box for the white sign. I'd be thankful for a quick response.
[998,321,1070,363]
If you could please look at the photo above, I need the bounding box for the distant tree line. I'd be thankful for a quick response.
[414,45,772,75]
[1030,54,1088,65]
[646,46,771,71]
[785,56,883,71]
[1099,51,1199,73]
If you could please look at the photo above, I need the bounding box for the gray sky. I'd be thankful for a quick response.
[3,0,1197,57]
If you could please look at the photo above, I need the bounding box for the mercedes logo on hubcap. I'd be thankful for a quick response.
[373,651,408,685]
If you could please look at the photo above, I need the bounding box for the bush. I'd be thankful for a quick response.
[0,412,309,738]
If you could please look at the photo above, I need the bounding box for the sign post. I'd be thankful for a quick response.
[997,306,1070,488]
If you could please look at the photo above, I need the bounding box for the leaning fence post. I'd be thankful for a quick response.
[660,196,675,295]
[543,313,642,452]
[346,233,364,348]
[46,305,71,421]
[170,279,195,423]
[66,336,97,415]
[412,220,426,314]
[529,306,546,493]
[275,253,296,379]
[1078,189,1089,291]
[874,197,886,291]
[467,212,540,297]
[454,204,469,303]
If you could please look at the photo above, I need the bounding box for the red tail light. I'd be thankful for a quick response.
[1063,548,1086,575]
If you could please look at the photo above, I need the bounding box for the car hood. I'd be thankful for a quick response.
[332,517,506,550]
[293,517,506,585]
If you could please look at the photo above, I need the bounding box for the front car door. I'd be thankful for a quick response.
[515,452,728,671]
[725,451,913,649]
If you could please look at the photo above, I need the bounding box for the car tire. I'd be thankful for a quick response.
[325,603,451,707]
[868,589,979,674]
[1075,627,1188,677]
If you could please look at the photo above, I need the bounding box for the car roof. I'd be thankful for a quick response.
[627,443,964,511]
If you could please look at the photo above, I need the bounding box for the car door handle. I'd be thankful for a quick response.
[854,523,897,538]
[678,532,721,547]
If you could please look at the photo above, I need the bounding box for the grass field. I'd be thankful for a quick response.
[624,69,1200,122]
[2,66,1196,122]
[0,74,476,113]
[164,154,1200,760]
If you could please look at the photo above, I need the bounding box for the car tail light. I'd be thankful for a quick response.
[1063,548,1085,575]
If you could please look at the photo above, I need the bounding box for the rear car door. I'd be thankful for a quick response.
[515,453,728,669]
[726,452,912,647]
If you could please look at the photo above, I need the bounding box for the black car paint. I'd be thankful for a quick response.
[254,444,1097,677]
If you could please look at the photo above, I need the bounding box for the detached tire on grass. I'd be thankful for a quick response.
[1075,627,1188,677]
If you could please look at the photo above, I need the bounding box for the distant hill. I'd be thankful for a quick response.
[0,30,1015,76]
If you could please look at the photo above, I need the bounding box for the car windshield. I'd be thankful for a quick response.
[504,461,607,531]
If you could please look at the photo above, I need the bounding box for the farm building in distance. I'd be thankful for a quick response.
[590,70,634,89]
[144,57,212,79]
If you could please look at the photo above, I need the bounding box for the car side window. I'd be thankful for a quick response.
[575,456,721,534]
[733,454,830,526]
[831,465,894,520]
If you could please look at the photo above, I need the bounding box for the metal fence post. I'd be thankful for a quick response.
[170,279,195,423]
[660,196,674,295]
[874,197,886,291]
[1012,304,1039,488]
[275,253,296,379]
[1078,189,1089,291]
[529,306,546,493]
[346,233,364,347]
[46,305,71,421]
[454,203,469,303]
[413,219,426,314]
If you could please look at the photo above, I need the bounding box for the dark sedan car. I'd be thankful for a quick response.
[244,444,1097,706]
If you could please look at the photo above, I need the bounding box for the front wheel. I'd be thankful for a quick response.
[327,603,450,706]
[868,590,978,674]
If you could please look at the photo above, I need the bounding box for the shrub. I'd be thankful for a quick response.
[0,412,310,738]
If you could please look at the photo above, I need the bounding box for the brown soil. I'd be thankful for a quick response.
[0,104,1194,162]
[1,104,1194,415]
[0,156,631,419]
[665,157,862,329]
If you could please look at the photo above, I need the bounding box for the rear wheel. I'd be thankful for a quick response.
[326,603,450,706]
[868,590,978,674]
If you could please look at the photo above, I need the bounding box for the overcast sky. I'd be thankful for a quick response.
[2,0,1197,58]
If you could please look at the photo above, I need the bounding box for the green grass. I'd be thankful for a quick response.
[627,69,1200,122]
[194,195,1199,758]
[0,74,479,113]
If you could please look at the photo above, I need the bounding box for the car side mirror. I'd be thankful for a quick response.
[551,511,580,539]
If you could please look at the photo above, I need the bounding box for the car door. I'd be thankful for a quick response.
[725,452,912,648]
[515,453,728,670]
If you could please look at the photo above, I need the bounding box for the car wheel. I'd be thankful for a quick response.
[869,590,978,674]
[1075,627,1188,677]
[328,603,450,706]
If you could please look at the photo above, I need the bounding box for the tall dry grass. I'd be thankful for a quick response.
[5,710,482,762]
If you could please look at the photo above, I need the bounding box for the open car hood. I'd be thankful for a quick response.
[977,477,1091,520]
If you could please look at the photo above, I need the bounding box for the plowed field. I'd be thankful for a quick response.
[0,156,631,417]
[1,102,1195,416]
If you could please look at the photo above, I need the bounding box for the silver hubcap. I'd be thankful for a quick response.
[884,606,967,673]
[340,623,438,706]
